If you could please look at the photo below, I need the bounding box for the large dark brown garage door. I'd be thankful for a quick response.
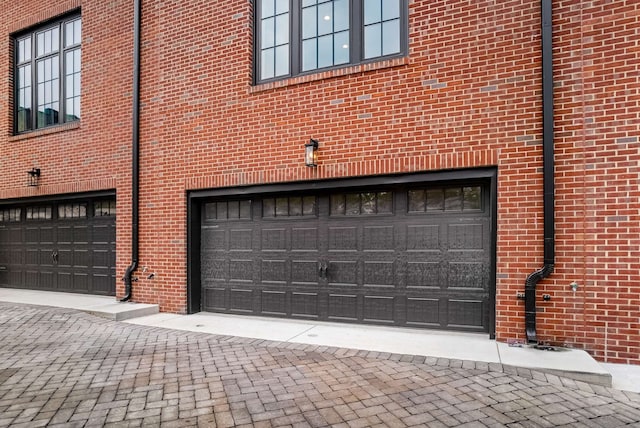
[0,197,116,295]
[200,182,492,332]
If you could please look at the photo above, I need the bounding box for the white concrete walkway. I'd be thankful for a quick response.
[1,288,638,393]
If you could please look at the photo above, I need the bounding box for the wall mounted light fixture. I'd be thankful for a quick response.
[305,139,319,167]
[27,168,41,187]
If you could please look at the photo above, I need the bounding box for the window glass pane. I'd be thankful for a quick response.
[463,187,482,210]
[345,194,360,215]
[364,0,381,25]
[275,13,289,45]
[317,35,332,69]
[426,189,444,211]
[302,196,316,215]
[289,197,302,216]
[276,198,288,216]
[263,198,275,217]
[261,0,275,18]
[240,200,251,219]
[378,192,392,213]
[334,0,349,31]
[302,39,317,71]
[228,201,239,219]
[275,45,289,76]
[364,23,382,59]
[216,202,228,219]
[334,31,349,65]
[330,194,345,215]
[382,19,400,55]
[262,17,275,48]
[275,0,288,14]
[383,0,400,20]
[317,2,333,36]
[65,19,82,47]
[36,32,45,57]
[205,203,217,219]
[261,48,275,80]
[302,6,317,39]
[444,188,462,211]
[408,190,425,212]
[361,193,376,214]
[302,0,315,6]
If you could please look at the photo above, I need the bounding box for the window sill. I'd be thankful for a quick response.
[9,121,81,142]
[250,56,409,94]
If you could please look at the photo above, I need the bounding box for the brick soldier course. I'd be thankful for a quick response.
[0,303,638,427]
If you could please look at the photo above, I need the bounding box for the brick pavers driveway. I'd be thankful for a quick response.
[0,303,639,427]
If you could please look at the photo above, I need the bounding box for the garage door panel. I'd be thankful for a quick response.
[406,261,441,289]
[291,228,318,251]
[261,259,286,283]
[327,261,358,286]
[261,228,286,251]
[328,294,358,320]
[73,249,89,268]
[448,223,485,250]
[202,228,225,250]
[202,256,227,281]
[363,295,395,323]
[230,229,253,251]
[447,262,487,290]
[230,259,253,282]
[229,288,253,312]
[329,227,358,251]
[203,287,226,311]
[261,290,286,315]
[291,292,319,318]
[363,225,395,251]
[406,298,441,326]
[58,249,73,267]
[407,224,440,251]
[364,261,395,287]
[291,260,320,284]
[448,299,485,329]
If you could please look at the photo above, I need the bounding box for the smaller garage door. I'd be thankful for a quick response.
[0,197,116,295]
[200,181,493,332]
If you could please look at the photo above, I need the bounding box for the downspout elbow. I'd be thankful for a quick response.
[524,263,554,343]
[120,261,138,302]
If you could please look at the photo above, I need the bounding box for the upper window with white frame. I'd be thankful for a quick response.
[14,14,81,134]
[255,0,406,83]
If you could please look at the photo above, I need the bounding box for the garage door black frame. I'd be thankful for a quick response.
[187,168,497,338]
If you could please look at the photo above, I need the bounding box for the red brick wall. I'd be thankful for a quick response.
[0,0,137,301]
[1,0,638,364]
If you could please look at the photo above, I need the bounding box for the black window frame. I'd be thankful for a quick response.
[253,0,408,85]
[13,11,82,134]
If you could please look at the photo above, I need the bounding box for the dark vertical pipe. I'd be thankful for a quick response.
[121,0,142,302]
[524,0,555,343]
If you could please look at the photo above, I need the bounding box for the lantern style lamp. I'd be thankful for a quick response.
[27,168,41,187]
[305,139,319,167]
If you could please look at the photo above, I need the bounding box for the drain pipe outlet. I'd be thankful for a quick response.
[121,0,142,302]
[525,0,556,343]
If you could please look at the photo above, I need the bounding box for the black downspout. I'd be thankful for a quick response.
[525,0,555,343]
[121,0,142,302]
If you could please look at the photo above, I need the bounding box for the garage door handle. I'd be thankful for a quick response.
[52,250,58,264]
[319,262,328,279]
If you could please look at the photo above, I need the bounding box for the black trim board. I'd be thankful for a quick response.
[0,190,116,207]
